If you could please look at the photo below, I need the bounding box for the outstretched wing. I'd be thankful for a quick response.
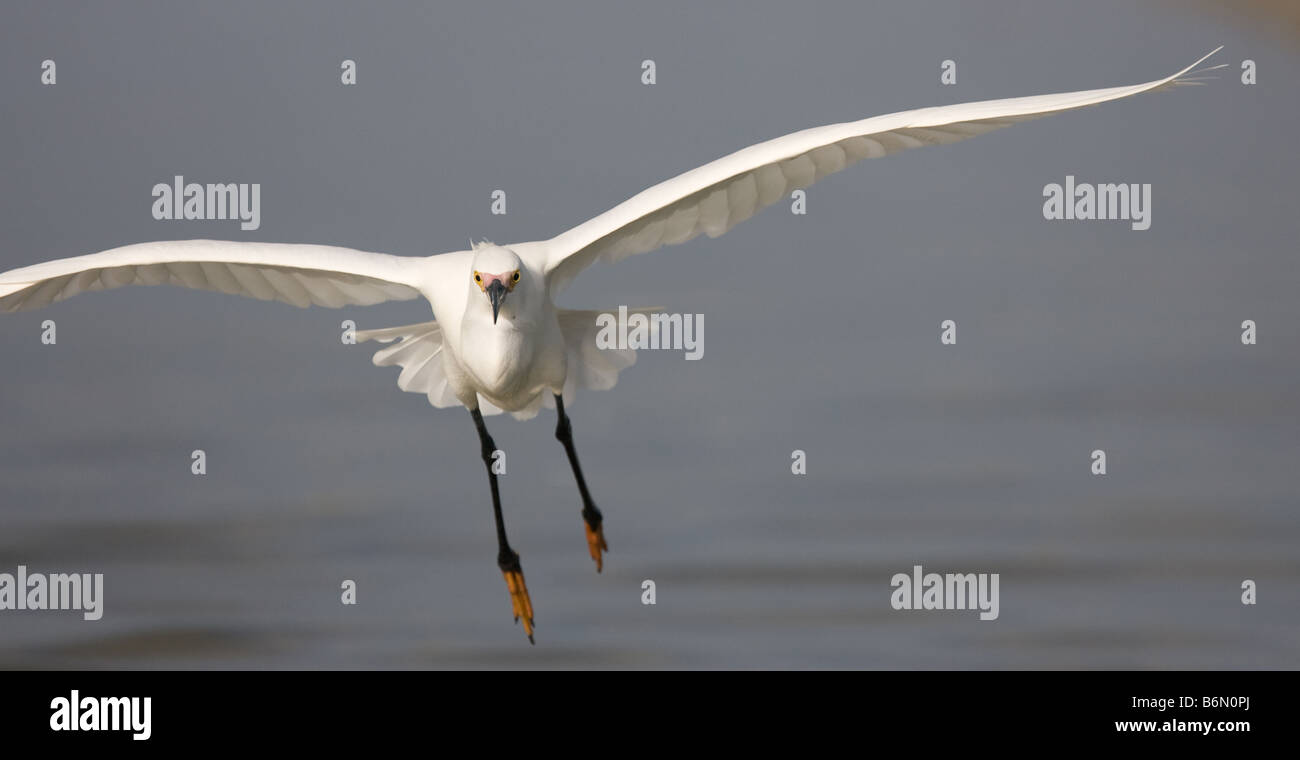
[0,239,428,312]
[536,48,1222,295]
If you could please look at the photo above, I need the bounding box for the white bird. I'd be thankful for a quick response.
[0,49,1221,642]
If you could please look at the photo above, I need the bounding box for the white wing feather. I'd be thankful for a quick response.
[555,308,643,398]
[0,240,426,311]
[355,321,461,409]
[537,48,1222,295]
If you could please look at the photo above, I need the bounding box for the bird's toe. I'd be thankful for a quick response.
[500,562,535,643]
[584,520,609,573]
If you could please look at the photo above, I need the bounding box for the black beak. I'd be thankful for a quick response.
[487,280,507,324]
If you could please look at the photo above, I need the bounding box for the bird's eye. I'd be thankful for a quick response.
[512,271,521,283]
[474,273,481,282]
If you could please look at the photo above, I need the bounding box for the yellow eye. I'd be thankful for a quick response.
[512,271,521,283]
[474,273,481,282]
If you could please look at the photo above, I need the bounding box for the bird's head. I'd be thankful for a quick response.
[469,243,525,325]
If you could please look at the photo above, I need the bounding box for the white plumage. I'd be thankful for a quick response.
[0,49,1221,640]
[0,49,1221,420]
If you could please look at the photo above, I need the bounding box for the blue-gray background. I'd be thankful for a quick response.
[0,0,1295,668]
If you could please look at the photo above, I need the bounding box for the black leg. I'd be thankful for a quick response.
[471,407,533,643]
[554,394,609,572]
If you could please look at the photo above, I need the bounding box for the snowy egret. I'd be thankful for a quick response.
[0,49,1221,642]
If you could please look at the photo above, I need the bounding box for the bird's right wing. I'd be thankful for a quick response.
[0,239,428,312]
[535,48,1223,296]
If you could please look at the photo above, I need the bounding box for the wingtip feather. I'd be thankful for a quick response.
[1175,46,1224,81]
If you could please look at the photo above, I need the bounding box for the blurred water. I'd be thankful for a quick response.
[0,1,1297,668]
[1,295,1295,669]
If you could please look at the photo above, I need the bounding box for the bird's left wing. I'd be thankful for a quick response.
[0,240,427,312]
[536,48,1222,295]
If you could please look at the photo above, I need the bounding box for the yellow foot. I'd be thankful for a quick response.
[501,560,535,644]
[585,520,609,573]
